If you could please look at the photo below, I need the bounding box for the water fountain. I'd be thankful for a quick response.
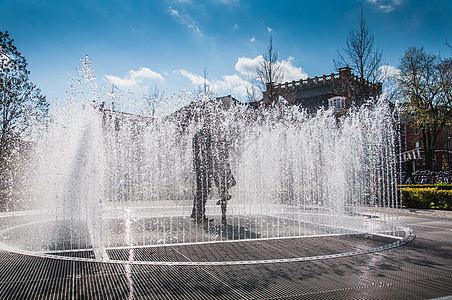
[0,91,411,266]
[0,57,412,266]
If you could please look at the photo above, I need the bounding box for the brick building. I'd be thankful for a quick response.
[400,118,452,176]
[258,67,382,113]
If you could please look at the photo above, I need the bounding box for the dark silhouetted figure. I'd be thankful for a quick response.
[191,124,235,225]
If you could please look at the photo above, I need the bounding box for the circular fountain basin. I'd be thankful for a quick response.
[0,207,414,266]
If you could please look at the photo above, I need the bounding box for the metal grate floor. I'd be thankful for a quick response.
[0,211,451,299]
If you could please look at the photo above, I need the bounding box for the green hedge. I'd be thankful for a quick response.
[398,184,452,190]
[399,186,452,209]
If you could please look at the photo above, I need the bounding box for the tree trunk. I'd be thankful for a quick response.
[422,127,437,171]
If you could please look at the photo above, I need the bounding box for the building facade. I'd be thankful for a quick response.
[400,118,452,177]
[261,67,382,113]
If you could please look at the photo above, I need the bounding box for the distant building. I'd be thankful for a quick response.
[99,103,153,132]
[102,67,385,139]
[167,95,241,131]
[254,67,382,113]
[167,68,384,130]
[400,117,452,175]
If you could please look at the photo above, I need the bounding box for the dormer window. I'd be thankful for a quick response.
[328,96,345,110]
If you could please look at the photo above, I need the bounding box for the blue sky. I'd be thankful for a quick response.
[1,0,451,109]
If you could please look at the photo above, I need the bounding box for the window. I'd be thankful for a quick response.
[328,96,345,110]
[415,127,419,135]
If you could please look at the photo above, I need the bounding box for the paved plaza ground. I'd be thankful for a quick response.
[0,208,451,299]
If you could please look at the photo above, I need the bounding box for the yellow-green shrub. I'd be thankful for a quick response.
[436,190,452,209]
[399,187,452,209]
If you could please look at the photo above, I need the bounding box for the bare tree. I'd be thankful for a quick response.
[397,46,452,170]
[244,79,261,103]
[202,66,209,95]
[142,85,164,117]
[192,66,213,99]
[256,34,284,105]
[334,7,383,86]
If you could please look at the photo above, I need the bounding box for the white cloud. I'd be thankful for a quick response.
[235,55,308,82]
[211,74,256,99]
[367,0,404,12]
[214,0,239,4]
[379,5,394,12]
[105,75,136,87]
[178,69,207,85]
[378,65,400,98]
[169,7,179,16]
[105,67,164,87]
[235,55,263,77]
[175,55,307,101]
[168,6,202,36]
[131,68,164,80]
[279,56,308,82]
[250,37,255,42]
[176,67,256,100]
[177,68,256,100]
[378,65,400,81]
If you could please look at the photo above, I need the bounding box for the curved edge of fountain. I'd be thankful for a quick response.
[0,223,415,266]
